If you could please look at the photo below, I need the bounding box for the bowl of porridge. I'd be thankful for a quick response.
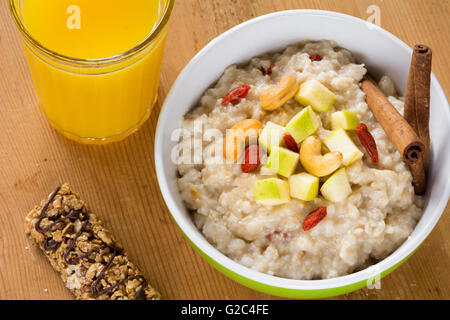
[155,10,450,298]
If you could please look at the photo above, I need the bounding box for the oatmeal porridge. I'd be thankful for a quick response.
[175,40,423,280]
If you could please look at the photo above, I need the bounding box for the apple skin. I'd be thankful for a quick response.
[331,110,360,131]
[285,106,321,143]
[258,121,287,152]
[266,146,300,177]
[254,178,291,205]
[295,79,337,112]
[289,173,319,201]
[320,168,352,202]
[324,129,363,166]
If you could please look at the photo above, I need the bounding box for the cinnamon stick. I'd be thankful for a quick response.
[407,154,427,195]
[361,75,426,195]
[404,44,432,165]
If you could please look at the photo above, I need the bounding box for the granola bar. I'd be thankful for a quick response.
[25,183,161,300]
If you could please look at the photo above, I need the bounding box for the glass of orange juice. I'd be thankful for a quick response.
[9,0,174,144]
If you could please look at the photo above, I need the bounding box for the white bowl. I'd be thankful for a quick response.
[155,10,450,298]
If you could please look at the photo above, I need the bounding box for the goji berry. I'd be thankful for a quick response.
[357,123,379,163]
[221,85,251,106]
[260,61,275,76]
[241,145,261,173]
[283,134,299,153]
[302,207,327,231]
[310,54,323,61]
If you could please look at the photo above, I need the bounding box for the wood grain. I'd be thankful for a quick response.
[0,0,449,300]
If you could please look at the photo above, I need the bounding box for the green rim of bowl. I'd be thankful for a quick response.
[181,229,417,299]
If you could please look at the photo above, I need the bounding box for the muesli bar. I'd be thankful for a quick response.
[25,183,160,300]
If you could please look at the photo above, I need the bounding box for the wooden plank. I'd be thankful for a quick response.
[0,0,448,300]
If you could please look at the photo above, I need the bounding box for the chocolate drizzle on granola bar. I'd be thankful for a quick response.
[34,186,148,300]
[64,220,103,265]
[43,239,61,251]
[34,186,61,233]
[90,251,147,299]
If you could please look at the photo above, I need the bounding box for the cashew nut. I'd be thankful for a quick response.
[223,119,263,162]
[299,136,342,177]
[260,74,299,111]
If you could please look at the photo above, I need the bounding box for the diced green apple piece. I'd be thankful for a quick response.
[320,168,352,202]
[258,121,287,152]
[295,79,337,112]
[254,178,291,205]
[266,146,299,177]
[288,173,319,201]
[324,129,363,166]
[285,106,320,143]
[331,110,360,131]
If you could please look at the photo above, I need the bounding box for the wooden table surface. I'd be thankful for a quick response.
[0,0,448,300]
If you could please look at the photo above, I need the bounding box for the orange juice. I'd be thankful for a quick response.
[10,0,174,143]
